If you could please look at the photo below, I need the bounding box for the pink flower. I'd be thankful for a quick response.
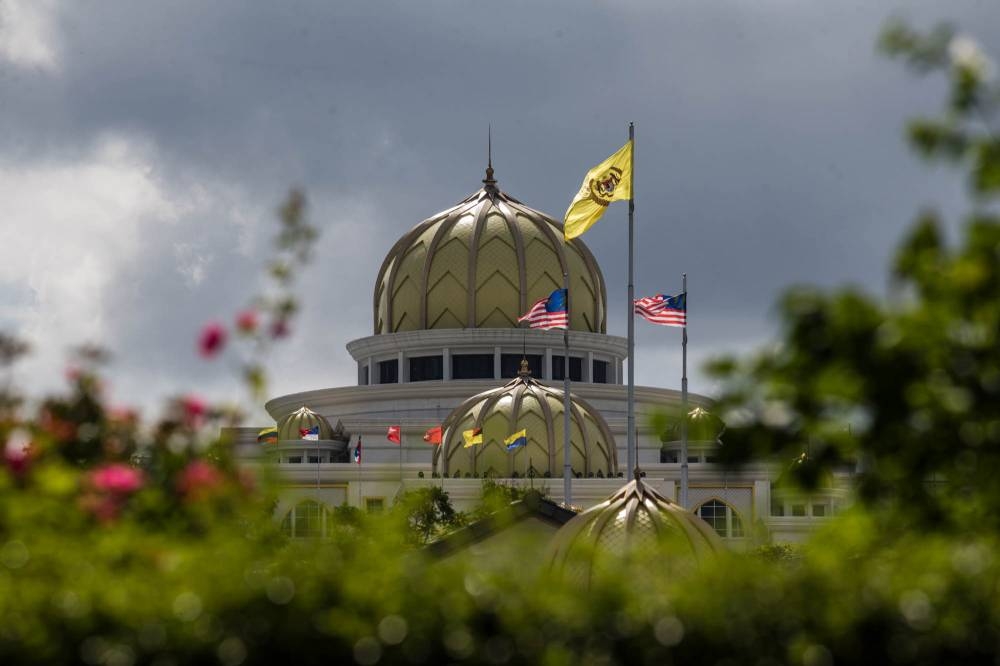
[3,430,33,477]
[180,394,207,429]
[90,463,144,495]
[176,460,224,500]
[235,309,258,334]
[197,322,227,358]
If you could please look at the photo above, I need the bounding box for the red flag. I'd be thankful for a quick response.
[423,426,442,445]
[386,425,401,444]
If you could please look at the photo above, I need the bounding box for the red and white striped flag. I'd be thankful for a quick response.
[634,293,687,327]
[518,288,569,330]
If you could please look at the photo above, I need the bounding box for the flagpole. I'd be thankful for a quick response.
[680,273,689,508]
[562,270,572,506]
[626,121,636,481]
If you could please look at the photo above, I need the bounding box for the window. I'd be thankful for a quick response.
[501,354,543,378]
[791,504,806,517]
[409,355,443,382]
[592,360,609,384]
[551,355,582,381]
[365,498,385,513]
[452,354,494,379]
[378,359,398,384]
[361,365,369,386]
[812,504,827,517]
[280,500,329,538]
[696,499,745,538]
[287,456,302,464]
[660,450,679,463]
[704,455,719,464]
[307,456,322,464]
[771,498,784,517]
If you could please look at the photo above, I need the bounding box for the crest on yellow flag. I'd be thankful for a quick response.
[564,140,633,240]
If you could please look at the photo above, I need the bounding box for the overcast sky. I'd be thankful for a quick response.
[1,0,997,420]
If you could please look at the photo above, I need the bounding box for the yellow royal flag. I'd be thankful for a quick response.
[462,427,483,448]
[563,140,633,240]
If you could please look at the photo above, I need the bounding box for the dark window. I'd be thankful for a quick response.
[660,450,679,463]
[365,498,385,513]
[552,355,582,381]
[812,504,827,517]
[287,456,302,464]
[452,354,494,379]
[592,360,609,383]
[501,354,543,379]
[361,365,369,386]
[705,455,719,464]
[771,499,784,516]
[792,504,806,517]
[308,456,322,464]
[378,359,398,384]
[409,355,443,382]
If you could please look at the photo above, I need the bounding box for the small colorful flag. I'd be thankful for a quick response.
[564,140,633,240]
[423,426,443,445]
[634,292,687,327]
[386,425,401,444]
[257,426,278,445]
[504,429,527,451]
[518,288,569,330]
[299,425,320,441]
[463,427,483,448]
[354,437,362,464]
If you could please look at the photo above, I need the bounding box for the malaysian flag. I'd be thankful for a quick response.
[634,292,687,327]
[299,425,320,441]
[518,288,569,330]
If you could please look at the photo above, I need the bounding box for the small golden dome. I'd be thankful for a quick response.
[547,474,723,586]
[277,406,347,442]
[373,169,607,334]
[436,360,617,478]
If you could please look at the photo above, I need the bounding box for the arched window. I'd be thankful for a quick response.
[696,499,745,539]
[280,500,330,538]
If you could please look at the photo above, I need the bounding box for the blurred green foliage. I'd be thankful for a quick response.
[4,21,1000,665]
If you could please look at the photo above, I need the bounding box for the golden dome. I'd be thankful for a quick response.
[373,168,607,334]
[547,473,723,586]
[436,359,617,478]
[277,406,345,442]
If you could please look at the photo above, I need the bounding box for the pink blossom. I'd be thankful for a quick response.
[197,322,227,358]
[90,463,144,495]
[235,309,258,334]
[176,460,224,499]
[180,394,207,429]
[3,430,32,477]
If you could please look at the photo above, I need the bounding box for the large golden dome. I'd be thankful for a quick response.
[373,167,607,334]
[436,359,617,478]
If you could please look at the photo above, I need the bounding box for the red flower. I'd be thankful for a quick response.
[235,309,258,334]
[176,460,225,500]
[3,430,33,477]
[90,463,145,495]
[180,395,208,429]
[197,322,227,358]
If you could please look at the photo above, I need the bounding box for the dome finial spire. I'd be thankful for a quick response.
[483,124,496,187]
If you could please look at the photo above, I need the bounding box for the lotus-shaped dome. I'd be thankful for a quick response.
[373,166,606,334]
[437,359,617,478]
[548,473,723,586]
[277,406,345,442]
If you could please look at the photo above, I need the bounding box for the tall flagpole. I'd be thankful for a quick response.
[562,270,572,505]
[626,121,636,481]
[680,273,689,508]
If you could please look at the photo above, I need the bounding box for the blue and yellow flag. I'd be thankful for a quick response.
[463,427,483,448]
[505,429,527,451]
[563,140,633,240]
[257,426,278,445]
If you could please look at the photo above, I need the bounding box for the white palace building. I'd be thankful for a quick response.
[232,164,850,545]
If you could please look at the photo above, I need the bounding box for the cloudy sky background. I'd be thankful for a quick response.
[1,0,997,420]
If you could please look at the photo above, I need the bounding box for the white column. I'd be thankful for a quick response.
[443,347,451,381]
[585,351,594,383]
[545,347,553,381]
[398,351,406,383]
[493,346,501,379]
[366,356,373,385]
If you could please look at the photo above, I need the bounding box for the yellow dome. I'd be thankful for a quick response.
[373,168,607,334]
[436,359,617,478]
